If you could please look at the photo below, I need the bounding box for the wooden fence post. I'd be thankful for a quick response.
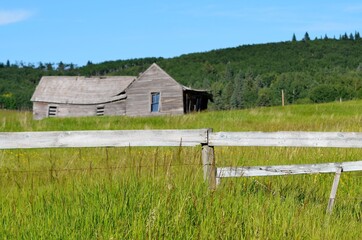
[202,129,216,190]
[326,167,343,214]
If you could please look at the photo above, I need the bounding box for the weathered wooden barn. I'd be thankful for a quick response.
[31,63,212,119]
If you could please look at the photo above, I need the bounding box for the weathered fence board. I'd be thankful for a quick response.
[327,167,342,213]
[217,160,362,178]
[202,144,216,189]
[209,131,362,148]
[0,129,208,149]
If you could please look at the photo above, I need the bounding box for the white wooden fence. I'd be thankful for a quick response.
[0,129,208,149]
[204,131,362,213]
[1,129,362,213]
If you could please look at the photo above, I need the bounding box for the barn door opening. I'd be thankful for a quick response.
[183,90,210,113]
[184,93,201,113]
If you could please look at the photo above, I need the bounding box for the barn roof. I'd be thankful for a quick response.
[144,63,212,96]
[31,76,136,104]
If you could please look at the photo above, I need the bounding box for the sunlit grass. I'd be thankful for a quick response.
[0,101,362,239]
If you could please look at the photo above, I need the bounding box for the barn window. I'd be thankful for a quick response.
[48,106,57,117]
[96,106,105,116]
[151,92,160,112]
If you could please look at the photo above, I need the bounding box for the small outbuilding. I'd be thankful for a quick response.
[31,63,212,119]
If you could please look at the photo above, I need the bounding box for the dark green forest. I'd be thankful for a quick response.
[1,32,362,110]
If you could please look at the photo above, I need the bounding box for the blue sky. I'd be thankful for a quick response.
[1,0,362,66]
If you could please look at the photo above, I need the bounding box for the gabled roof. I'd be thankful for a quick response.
[141,63,211,95]
[31,76,136,104]
[137,63,184,88]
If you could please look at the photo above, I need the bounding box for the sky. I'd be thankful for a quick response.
[1,0,362,67]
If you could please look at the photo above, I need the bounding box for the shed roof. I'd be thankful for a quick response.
[31,76,136,104]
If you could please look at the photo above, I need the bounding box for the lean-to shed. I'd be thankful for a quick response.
[31,63,212,119]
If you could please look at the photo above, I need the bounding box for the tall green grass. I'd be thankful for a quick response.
[1,100,362,132]
[0,101,361,239]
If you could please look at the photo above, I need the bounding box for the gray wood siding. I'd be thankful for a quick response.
[126,64,184,116]
[33,101,126,120]
[104,101,126,116]
[57,105,96,117]
[33,102,48,120]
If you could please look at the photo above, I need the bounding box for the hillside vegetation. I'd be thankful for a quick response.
[1,101,362,238]
[1,33,362,110]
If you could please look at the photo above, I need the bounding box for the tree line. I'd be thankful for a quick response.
[1,32,362,110]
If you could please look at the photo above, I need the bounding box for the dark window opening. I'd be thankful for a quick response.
[151,92,160,112]
[48,106,57,117]
[96,106,105,116]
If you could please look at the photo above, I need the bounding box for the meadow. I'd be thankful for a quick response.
[0,101,361,239]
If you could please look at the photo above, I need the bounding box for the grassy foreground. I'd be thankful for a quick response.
[1,101,362,239]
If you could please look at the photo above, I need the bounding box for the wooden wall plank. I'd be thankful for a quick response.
[126,64,184,116]
[0,129,208,149]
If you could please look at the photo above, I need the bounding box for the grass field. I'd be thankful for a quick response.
[1,101,362,239]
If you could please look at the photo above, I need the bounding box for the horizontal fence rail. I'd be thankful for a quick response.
[2,130,362,149]
[0,129,208,149]
[209,131,362,148]
[217,160,362,178]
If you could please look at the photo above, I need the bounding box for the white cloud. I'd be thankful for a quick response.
[0,10,34,25]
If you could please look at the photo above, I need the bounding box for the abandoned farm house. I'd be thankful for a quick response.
[31,63,212,120]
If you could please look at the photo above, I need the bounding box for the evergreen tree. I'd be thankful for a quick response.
[292,33,297,42]
[202,78,210,89]
[256,88,273,107]
[341,32,348,40]
[349,33,354,40]
[57,61,65,71]
[230,71,244,109]
[37,62,45,71]
[46,63,53,71]
[303,32,310,42]
[210,81,223,110]
[224,63,234,82]
[355,31,361,40]
[357,63,362,72]
[223,81,234,109]
[241,72,258,108]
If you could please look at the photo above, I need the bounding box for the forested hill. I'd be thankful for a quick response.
[1,33,362,110]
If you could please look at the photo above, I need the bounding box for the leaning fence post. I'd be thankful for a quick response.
[202,129,216,190]
[326,167,343,214]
